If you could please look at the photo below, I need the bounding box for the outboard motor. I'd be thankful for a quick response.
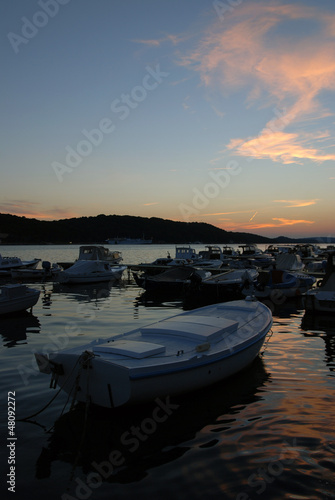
[42,261,51,272]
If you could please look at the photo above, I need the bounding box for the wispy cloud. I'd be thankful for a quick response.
[133,39,161,47]
[226,130,335,164]
[0,201,76,220]
[180,1,335,164]
[249,211,258,221]
[273,199,319,208]
[133,33,185,47]
[142,202,158,206]
[246,218,315,229]
[208,210,254,215]
[201,212,237,216]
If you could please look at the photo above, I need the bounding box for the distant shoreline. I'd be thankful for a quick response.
[0,213,334,245]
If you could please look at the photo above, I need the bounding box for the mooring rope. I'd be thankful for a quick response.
[17,352,88,423]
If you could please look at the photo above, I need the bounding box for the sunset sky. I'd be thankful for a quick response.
[1,0,335,238]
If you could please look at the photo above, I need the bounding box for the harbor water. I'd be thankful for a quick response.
[0,244,334,500]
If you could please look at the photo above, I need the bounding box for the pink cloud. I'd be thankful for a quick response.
[0,201,77,220]
[181,1,335,164]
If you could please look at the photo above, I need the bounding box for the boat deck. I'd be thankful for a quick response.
[57,300,271,372]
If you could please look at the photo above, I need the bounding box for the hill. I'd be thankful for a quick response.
[0,213,333,245]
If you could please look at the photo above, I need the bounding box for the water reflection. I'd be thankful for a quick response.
[52,280,120,301]
[0,312,40,347]
[134,290,184,310]
[34,358,269,488]
[301,313,335,372]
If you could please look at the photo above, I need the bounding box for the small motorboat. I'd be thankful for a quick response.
[35,297,273,408]
[275,253,304,271]
[133,267,210,294]
[243,269,315,299]
[0,284,40,315]
[57,245,123,270]
[303,252,335,314]
[189,268,259,301]
[11,261,62,280]
[238,245,275,268]
[56,261,127,284]
[0,254,40,276]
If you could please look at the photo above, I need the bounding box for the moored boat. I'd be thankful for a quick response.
[303,252,335,314]
[186,268,259,302]
[35,297,273,408]
[0,254,40,276]
[243,269,315,299]
[56,261,127,284]
[133,266,210,294]
[0,284,40,315]
[11,261,62,280]
[57,245,122,270]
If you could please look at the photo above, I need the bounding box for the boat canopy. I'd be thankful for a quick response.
[78,245,121,262]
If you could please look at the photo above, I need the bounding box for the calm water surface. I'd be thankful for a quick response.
[0,245,334,500]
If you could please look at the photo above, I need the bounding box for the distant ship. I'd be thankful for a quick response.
[106,237,152,245]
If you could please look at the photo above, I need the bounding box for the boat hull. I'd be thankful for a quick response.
[303,290,335,314]
[36,299,272,408]
[0,286,40,315]
[90,336,266,407]
[57,265,126,284]
[58,274,119,284]
[0,258,40,276]
[45,335,266,408]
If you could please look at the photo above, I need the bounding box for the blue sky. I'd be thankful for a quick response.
[1,0,335,238]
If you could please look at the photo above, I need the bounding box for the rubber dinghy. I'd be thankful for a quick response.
[35,297,272,408]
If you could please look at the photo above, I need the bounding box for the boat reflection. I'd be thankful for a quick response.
[35,357,269,485]
[301,312,335,372]
[0,312,40,347]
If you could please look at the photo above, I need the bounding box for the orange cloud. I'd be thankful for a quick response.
[0,201,77,220]
[206,210,254,215]
[246,218,315,230]
[273,199,319,208]
[227,130,335,164]
[201,212,237,216]
[273,218,314,226]
[181,2,335,164]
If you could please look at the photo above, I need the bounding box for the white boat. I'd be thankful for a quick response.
[195,246,229,269]
[193,269,259,301]
[222,245,240,257]
[303,253,335,314]
[0,284,40,315]
[243,269,315,299]
[78,245,123,264]
[275,253,304,271]
[56,261,127,284]
[238,244,263,257]
[175,245,198,261]
[0,254,40,276]
[133,266,210,294]
[11,261,62,280]
[57,245,123,270]
[35,297,272,408]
